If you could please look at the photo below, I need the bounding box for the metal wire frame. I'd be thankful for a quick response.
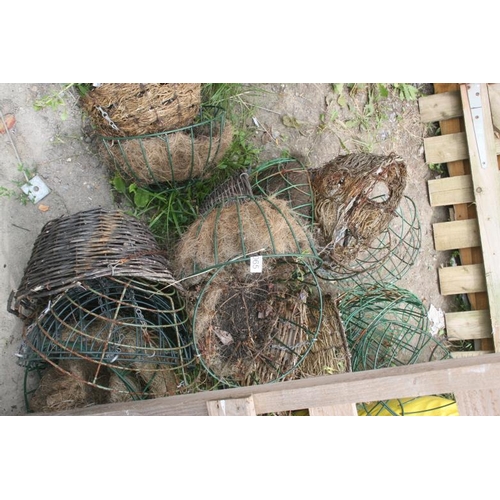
[249,157,315,229]
[338,284,451,372]
[357,395,458,416]
[99,105,229,188]
[16,277,194,392]
[190,256,323,388]
[176,194,322,281]
[315,195,421,287]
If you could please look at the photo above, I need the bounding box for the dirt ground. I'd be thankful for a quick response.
[0,82,453,415]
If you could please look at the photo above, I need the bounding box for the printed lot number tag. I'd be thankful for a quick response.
[250,256,263,273]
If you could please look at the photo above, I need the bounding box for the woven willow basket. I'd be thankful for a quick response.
[9,208,180,320]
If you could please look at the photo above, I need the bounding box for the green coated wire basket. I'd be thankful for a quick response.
[249,157,315,229]
[190,256,323,387]
[338,283,451,372]
[316,195,421,288]
[18,276,194,412]
[99,106,233,188]
[173,194,321,286]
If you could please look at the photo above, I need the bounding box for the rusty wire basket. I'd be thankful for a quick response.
[99,106,233,187]
[81,83,202,137]
[8,208,181,321]
[18,276,194,412]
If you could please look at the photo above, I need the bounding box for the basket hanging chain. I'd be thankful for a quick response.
[95,105,121,133]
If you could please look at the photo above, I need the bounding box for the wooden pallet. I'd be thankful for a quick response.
[44,354,500,416]
[419,83,500,354]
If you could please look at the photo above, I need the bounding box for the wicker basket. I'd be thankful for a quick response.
[81,83,202,137]
[9,208,181,320]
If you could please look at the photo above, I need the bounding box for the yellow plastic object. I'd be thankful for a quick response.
[358,396,459,416]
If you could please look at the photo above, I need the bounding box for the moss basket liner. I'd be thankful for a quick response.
[99,106,233,187]
[173,195,320,286]
[81,83,202,137]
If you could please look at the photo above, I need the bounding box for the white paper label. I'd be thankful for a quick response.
[250,255,263,273]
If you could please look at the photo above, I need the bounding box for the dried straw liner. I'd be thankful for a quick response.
[297,295,352,378]
[100,106,234,187]
[81,83,202,137]
[191,258,323,387]
[9,208,182,321]
[173,196,320,286]
[312,152,407,266]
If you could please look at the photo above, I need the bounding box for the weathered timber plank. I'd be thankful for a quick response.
[424,132,469,164]
[438,263,486,295]
[455,389,500,416]
[428,174,474,207]
[207,396,256,416]
[445,309,492,340]
[432,83,489,317]
[43,354,500,416]
[424,132,500,164]
[309,404,358,416]
[488,83,500,135]
[418,90,462,123]
[432,219,480,251]
[461,83,500,350]
[451,350,494,358]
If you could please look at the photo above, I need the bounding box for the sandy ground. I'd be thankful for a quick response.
[0,83,453,415]
[0,84,115,415]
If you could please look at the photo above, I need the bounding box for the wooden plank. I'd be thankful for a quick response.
[461,83,500,350]
[418,90,462,123]
[432,219,480,251]
[428,174,474,207]
[451,350,494,358]
[488,83,500,135]
[309,404,358,416]
[206,396,256,416]
[445,310,492,340]
[43,354,500,416]
[438,263,486,295]
[423,132,469,164]
[431,83,489,317]
[455,389,500,416]
[424,131,500,164]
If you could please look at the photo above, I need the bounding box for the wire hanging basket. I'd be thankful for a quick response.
[190,256,323,387]
[312,152,407,268]
[8,208,181,321]
[357,395,459,416]
[173,194,321,286]
[338,284,451,372]
[249,157,315,229]
[81,83,202,137]
[316,195,421,287]
[99,106,234,187]
[18,276,194,412]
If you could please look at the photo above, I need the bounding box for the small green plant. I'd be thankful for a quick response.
[33,83,91,120]
[392,83,419,101]
[428,162,447,176]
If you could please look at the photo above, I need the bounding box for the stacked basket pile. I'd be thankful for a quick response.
[9,208,194,413]
[80,83,234,187]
